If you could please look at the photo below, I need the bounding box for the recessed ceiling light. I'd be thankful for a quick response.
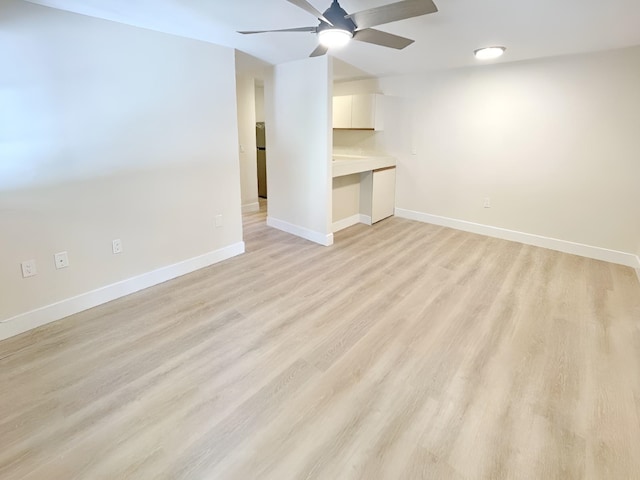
[318,29,353,49]
[474,46,506,60]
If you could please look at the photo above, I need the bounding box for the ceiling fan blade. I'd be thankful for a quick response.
[238,26,317,34]
[286,0,333,25]
[309,44,329,57]
[353,28,414,49]
[347,0,437,30]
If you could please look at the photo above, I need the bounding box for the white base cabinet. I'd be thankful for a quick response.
[371,167,396,223]
[360,166,396,224]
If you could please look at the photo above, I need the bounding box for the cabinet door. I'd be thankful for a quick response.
[332,95,352,129]
[371,167,396,223]
[351,94,375,129]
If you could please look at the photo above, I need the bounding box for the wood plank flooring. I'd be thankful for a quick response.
[1,204,639,479]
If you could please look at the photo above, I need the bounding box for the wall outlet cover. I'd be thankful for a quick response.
[112,239,123,254]
[54,251,69,269]
[21,260,37,278]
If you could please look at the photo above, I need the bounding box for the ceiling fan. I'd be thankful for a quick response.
[238,0,438,57]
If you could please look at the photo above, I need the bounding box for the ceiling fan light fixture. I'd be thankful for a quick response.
[318,28,353,48]
[474,46,506,60]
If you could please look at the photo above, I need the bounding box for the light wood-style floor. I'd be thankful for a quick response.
[1,205,640,480]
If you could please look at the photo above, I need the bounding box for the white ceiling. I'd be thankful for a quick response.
[26,0,640,80]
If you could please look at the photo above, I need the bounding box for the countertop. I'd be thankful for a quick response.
[332,154,396,178]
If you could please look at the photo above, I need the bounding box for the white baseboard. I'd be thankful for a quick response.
[333,214,373,232]
[333,214,360,233]
[360,214,372,226]
[396,208,639,268]
[0,242,245,342]
[242,202,260,213]
[267,216,333,246]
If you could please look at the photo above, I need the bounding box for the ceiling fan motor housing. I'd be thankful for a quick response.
[318,0,357,33]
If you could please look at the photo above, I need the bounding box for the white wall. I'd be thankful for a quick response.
[264,56,333,246]
[336,47,640,266]
[235,73,259,212]
[0,1,244,339]
[332,174,361,223]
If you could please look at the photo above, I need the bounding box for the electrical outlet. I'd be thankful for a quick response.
[484,197,491,208]
[54,251,69,269]
[21,260,37,278]
[112,239,123,254]
[215,215,223,228]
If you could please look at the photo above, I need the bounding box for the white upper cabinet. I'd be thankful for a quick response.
[332,95,352,129]
[332,94,384,130]
[351,94,376,129]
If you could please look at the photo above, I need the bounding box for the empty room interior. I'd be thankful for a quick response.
[2,0,640,478]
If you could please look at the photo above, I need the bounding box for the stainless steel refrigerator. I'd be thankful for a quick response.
[256,122,267,198]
